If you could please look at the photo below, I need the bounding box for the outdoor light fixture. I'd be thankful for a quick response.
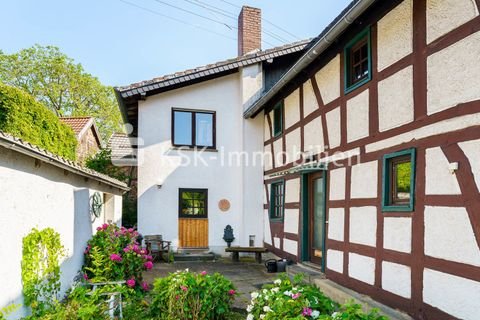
[449,162,459,174]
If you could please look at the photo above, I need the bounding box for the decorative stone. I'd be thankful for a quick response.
[218,199,230,212]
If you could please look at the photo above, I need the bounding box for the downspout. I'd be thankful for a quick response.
[243,0,376,118]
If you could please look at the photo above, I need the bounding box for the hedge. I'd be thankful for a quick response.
[0,83,77,160]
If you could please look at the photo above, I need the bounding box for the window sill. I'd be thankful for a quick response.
[345,76,371,94]
[171,146,218,152]
[269,218,284,223]
[382,205,414,212]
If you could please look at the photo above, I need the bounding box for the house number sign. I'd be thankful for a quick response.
[218,199,230,212]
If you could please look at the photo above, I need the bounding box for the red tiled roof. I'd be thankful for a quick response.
[60,117,93,136]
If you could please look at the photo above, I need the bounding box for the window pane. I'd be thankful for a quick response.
[174,111,192,145]
[395,161,411,201]
[195,113,214,147]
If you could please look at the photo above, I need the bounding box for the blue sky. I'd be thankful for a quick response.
[0,0,351,86]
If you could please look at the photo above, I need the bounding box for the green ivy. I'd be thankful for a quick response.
[0,83,77,160]
[0,304,19,319]
[21,228,66,317]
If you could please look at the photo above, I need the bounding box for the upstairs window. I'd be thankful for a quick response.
[273,101,283,137]
[172,109,215,149]
[382,148,416,212]
[270,181,285,221]
[344,27,372,93]
[179,188,208,218]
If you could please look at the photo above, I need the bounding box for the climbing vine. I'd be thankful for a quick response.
[21,228,65,317]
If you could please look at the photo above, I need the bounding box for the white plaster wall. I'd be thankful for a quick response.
[366,112,480,152]
[377,0,413,71]
[348,253,376,285]
[285,128,301,164]
[424,206,480,266]
[264,144,273,172]
[285,178,300,203]
[328,208,344,242]
[263,210,272,245]
[314,54,340,104]
[350,161,378,199]
[383,217,412,253]
[327,249,344,273]
[273,138,284,167]
[284,89,300,129]
[424,268,480,320]
[303,116,324,155]
[329,167,346,200]
[349,206,377,247]
[426,0,479,44]
[0,148,123,319]
[459,139,480,190]
[138,73,263,253]
[326,107,341,149]
[346,90,369,143]
[284,209,299,234]
[425,147,461,195]
[264,114,271,141]
[427,31,480,114]
[378,66,414,132]
[273,237,281,248]
[283,238,298,256]
[382,262,411,298]
[303,80,318,117]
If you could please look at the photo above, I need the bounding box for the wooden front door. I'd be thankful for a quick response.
[178,188,208,248]
[308,172,326,266]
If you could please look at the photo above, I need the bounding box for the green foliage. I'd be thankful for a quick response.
[0,304,20,319]
[21,228,66,317]
[85,149,128,182]
[150,269,237,320]
[395,161,411,193]
[83,224,152,288]
[0,45,122,140]
[0,83,77,160]
[246,274,388,320]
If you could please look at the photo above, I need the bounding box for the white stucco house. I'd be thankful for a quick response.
[115,6,308,253]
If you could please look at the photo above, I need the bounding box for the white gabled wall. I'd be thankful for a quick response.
[138,69,264,253]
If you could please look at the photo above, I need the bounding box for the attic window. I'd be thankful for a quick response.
[344,27,372,93]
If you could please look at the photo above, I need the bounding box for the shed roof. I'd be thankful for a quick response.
[60,116,102,146]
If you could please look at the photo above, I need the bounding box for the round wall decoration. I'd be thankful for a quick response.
[90,192,103,218]
[218,199,231,212]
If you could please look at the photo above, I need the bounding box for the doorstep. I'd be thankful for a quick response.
[288,264,412,320]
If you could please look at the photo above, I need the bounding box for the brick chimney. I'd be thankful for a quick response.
[238,6,261,56]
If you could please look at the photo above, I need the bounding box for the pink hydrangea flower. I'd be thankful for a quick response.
[144,261,153,270]
[83,273,89,281]
[123,247,130,253]
[302,307,312,316]
[84,245,91,255]
[292,293,301,299]
[181,286,188,292]
[228,289,236,295]
[126,278,136,288]
[201,271,207,276]
[110,253,123,262]
[102,223,109,230]
[145,255,153,261]
[141,281,150,291]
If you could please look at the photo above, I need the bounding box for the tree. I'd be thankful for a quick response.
[0,45,122,140]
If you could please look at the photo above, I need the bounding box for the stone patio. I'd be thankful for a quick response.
[142,257,278,309]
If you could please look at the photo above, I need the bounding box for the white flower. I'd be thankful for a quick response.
[263,306,272,312]
[271,287,279,293]
[262,289,268,294]
[247,305,253,312]
[264,295,269,300]
[332,312,341,320]
[251,292,259,299]
[247,314,254,320]
[283,290,292,296]
[274,279,282,285]
[311,310,320,319]
[260,315,265,319]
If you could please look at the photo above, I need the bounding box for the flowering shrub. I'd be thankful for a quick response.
[246,274,388,320]
[83,224,152,290]
[150,269,237,320]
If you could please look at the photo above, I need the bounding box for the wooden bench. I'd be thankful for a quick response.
[225,247,268,263]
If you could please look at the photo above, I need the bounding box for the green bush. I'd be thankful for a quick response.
[150,269,237,320]
[246,274,388,320]
[0,83,77,160]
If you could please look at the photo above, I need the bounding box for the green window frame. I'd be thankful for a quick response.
[178,188,208,218]
[269,181,285,221]
[272,101,283,137]
[344,27,372,93]
[382,148,416,212]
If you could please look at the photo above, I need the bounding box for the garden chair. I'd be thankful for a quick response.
[144,234,172,262]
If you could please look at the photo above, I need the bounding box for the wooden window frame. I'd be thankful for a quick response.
[272,101,283,137]
[269,180,285,221]
[178,188,208,219]
[344,27,372,94]
[382,148,416,212]
[171,108,216,149]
